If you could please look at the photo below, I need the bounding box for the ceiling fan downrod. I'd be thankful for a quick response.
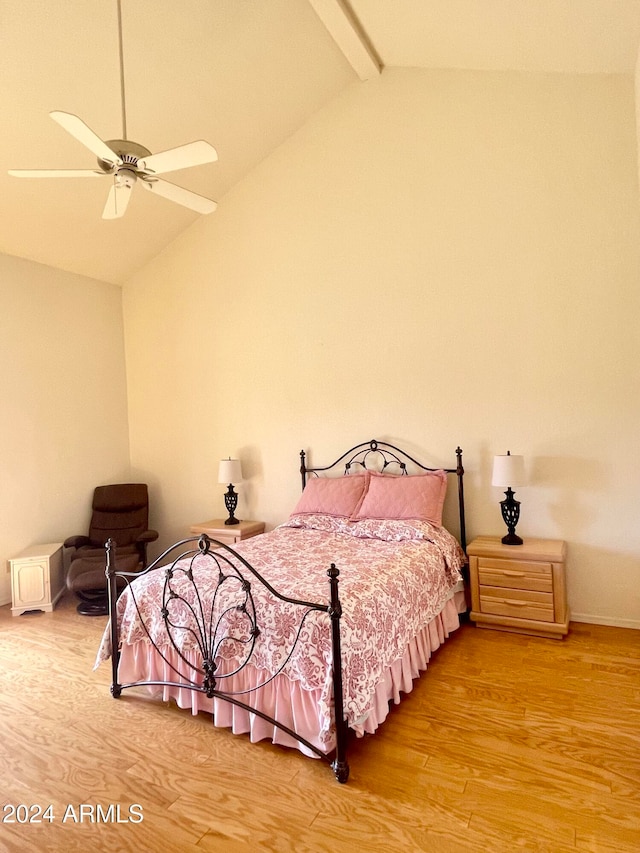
[116,0,128,141]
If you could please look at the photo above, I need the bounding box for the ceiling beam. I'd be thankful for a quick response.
[308,0,382,81]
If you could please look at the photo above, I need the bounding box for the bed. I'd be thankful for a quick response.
[96,439,468,783]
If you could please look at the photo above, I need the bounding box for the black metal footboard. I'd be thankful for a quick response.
[105,534,349,783]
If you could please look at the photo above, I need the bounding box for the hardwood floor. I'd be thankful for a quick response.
[0,594,638,852]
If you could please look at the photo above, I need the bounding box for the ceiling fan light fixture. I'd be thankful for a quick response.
[115,169,137,189]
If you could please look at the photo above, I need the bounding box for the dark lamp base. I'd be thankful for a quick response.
[223,483,240,526]
[499,488,523,547]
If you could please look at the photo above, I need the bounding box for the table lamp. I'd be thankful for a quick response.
[492,451,526,545]
[218,458,243,525]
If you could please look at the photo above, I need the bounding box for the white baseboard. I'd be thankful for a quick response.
[572,613,640,630]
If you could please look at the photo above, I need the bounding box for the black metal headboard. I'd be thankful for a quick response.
[299,439,466,552]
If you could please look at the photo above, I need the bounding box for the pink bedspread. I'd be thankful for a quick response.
[115,592,464,756]
[96,514,465,750]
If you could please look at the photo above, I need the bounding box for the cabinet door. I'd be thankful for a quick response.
[13,560,48,607]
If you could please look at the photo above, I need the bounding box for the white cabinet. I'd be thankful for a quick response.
[10,543,64,616]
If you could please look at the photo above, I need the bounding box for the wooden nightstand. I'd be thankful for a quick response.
[467,536,569,639]
[189,519,265,546]
[10,543,65,617]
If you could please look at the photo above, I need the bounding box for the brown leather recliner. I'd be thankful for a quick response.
[65,483,158,616]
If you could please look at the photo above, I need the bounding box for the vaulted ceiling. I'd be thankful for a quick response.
[2,0,640,285]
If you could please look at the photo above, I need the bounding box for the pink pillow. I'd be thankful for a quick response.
[352,470,448,526]
[291,474,368,518]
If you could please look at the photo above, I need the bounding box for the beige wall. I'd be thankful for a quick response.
[0,254,130,605]
[124,68,640,628]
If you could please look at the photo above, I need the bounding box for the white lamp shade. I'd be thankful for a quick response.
[218,458,243,485]
[492,453,526,487]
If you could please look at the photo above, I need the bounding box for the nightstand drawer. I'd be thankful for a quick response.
[479,585,554,622]
[478,557,553,593]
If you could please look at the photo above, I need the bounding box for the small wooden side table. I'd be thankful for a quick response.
[189,519,265,546]
[467,536,569,639]
[10,543,65,616]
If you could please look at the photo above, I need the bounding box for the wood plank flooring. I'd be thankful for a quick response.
[0,594,638,852]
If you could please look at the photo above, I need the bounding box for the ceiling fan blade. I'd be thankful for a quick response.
[102,182,133,220]
[141,177,217,214]
[138,140,218,175]
[50,111,123,166]
[8,169,103,178]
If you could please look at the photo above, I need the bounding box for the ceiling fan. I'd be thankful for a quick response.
[8,0,217,220]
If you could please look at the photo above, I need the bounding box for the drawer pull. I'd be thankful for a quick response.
[503,570,525,577]
[503,598,528,606]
